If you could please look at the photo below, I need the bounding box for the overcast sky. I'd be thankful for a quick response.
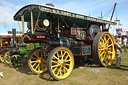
[0,0,128,35]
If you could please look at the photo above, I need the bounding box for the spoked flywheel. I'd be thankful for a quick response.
[4,51,11,65]
[28,47,47,74]
[9,55,22,67]
[0,52,5,63]
[47,47,74,80]
[93,32,115,67]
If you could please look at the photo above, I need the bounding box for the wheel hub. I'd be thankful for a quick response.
[58,60,66,67]
[37,58,41,63]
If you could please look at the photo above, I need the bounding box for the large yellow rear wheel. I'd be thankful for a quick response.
[47,47,74,80]
[4,51,11,65]
[93,32,115,67]
[28,47,47,74]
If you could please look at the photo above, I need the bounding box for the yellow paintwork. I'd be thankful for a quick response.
[4,51,11,64]
[51,48,74,79]
[30,48,47,74]
[99,33,115,66]
[0,52,4,63]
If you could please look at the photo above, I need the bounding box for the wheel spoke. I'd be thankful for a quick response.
[108,51,112,54]
[65,59,71,62]
[53,67,58,72]
[101,54,105,62]
[100,37,104,42]
[31,61,38,63]
[99,48,104,51]
[42,59,47,63]
[60,67,62,76]
[64,67,68,72]
[62,52,66,61]
[41,62,47,69]
[38,64,41,71]
[31,56,37,60]
[99,51,105,56]
[56,52,59,58]
[65,56,69,60]
[65,64,70,66]
[61,50,63,57]
[37,50,40,57]
[106,37,110,44]
[51,60,58,63]
[53,55,59,61]
[107,44,113,47]
[57,67,61,76]
[51,64,60,68]
[104,35,107,42]
[33,53,39,58]
[35,63,40,70]
[99,43,104,48]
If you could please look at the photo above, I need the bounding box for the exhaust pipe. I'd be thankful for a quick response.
[12,29,16,47]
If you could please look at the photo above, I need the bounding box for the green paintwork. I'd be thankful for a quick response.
[19,47,26,55]
[35,43,41,47]
[19,42,41,58]
[23,42,27,46]
[26,43,35,51]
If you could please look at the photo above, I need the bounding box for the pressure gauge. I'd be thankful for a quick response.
[43,19,50,27]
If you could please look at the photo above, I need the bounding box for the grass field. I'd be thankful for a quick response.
[0,48,128,85]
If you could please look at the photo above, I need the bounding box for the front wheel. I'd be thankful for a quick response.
[9,55,22,67]
[28,47,47,74]
[47,47,74,80]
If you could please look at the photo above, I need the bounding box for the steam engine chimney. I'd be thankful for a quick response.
[12,29,16,47]
[46,3,54,7]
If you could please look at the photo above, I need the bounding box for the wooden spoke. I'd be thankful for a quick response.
[51,64,60,68]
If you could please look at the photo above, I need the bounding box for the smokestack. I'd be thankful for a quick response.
[46,3,54,7]
[12,29,16,47]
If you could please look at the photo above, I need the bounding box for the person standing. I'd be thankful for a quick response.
[115,38,122,68]
[123,36,127,52]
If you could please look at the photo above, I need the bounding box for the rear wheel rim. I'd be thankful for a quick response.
[99,33,115,66]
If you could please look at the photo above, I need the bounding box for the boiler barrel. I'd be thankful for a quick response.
[51,36,84,49]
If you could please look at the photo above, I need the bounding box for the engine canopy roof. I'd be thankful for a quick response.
[14,4,117,25]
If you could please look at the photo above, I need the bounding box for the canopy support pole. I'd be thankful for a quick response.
[58,17,60,38]
[0,39,2,47]
[31,11,34,34]
[21,15,24,35]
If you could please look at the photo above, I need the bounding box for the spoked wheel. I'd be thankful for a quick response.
[28,47,47,74]
[4,51,11,65]
[9,55,22,67]
[47,47,74,80]
[0,52,5,63]
[93,32,115,67]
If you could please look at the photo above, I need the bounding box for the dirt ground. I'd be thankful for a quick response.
[0,50,128,85]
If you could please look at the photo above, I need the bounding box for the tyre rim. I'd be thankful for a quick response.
[0,53,4,62]
[5,52,11,64]
[10,55,22,67]
[51,48,74,79]
[99,33,115,66]
[30,48,47,73]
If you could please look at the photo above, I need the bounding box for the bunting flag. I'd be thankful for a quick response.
[119,24,122,26]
